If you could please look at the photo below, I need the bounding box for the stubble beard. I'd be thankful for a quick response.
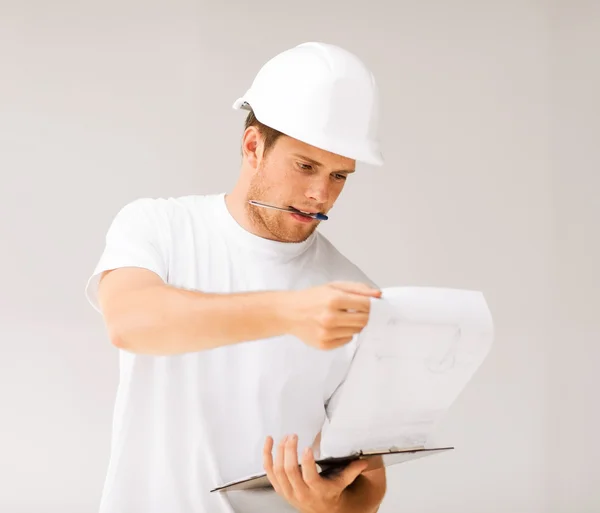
[246,173,317,243]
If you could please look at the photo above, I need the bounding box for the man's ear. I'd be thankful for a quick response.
[241,126,263,171]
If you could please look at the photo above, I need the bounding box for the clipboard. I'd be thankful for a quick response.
[211,446,454,492]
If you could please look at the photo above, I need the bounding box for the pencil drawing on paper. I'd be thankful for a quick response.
[425,327,462,373]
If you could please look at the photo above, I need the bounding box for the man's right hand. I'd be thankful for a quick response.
[283,282,382,351]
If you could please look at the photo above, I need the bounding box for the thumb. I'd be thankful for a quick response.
[334,459,369,489]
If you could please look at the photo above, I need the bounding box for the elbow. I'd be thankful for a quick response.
[104,308,163,355]
[109,329,127,350]
[104,305,141,351]
[102,296,151,352]
[101,285,171,354]
[97,274,167,353]
[107,321,131,350]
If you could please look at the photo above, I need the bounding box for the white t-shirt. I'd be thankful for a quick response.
[85,193,376,513]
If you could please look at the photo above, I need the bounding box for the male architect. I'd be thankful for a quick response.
[86,42,387,513]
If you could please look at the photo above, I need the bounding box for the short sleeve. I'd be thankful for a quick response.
[85,198,170,314]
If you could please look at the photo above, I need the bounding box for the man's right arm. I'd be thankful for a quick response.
[97,267,380,356]
[98,267,295,355]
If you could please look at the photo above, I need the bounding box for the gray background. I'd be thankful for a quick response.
[1,1,598,512]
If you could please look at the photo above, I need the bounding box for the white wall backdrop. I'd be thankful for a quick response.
[0,1,597,512]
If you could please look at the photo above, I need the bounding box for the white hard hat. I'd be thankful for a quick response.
[232,42,383,166]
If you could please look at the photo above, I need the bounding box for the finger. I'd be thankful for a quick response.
[263,436,282,494]
[284,435,309,498]
[321,317,370,344]
[329,312,370,329]
[333,459,369,490]
[331,293,375,313]
[329,282,382,298]
[273,435,294,498]
[327,336,355,348]
[301,446,326,491]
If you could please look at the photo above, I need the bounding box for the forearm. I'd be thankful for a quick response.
[107,284,291,355]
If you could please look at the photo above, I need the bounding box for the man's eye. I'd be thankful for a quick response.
[333,173,348,181]
[297,163,312,171]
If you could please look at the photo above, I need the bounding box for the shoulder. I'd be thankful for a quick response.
[314,233,378,288]
[111,193,221,225]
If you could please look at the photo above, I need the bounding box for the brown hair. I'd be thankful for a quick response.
[243,107,284,157]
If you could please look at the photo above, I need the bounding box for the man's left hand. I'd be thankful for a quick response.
[263,434,369,513]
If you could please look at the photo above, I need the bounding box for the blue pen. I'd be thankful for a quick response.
[248,200,329,221]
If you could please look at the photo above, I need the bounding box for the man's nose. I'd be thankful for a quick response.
[305,177,330,204]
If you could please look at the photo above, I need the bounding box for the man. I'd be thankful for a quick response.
[86,42,387,513]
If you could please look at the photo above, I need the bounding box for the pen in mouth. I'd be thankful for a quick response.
[248,200,329,221]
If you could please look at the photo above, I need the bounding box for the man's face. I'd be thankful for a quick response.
[246,134,355,243]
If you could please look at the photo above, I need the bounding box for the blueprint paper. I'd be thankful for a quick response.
[320,287,494,459]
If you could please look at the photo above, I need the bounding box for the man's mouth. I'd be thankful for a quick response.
[288,206,319,218]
